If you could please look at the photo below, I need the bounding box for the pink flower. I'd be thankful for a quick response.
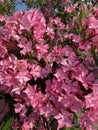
[93,79,98,96]
[1,4,98,130]
[62,80,81,95]
[54,68,66,81]
[83,16,98,29]
[0,43,8,58]
[79,113,94,130]
[14,103,26,114]
[46,26,54,40]
[55,110,73,128]
[41,64,52,78]
[21,9,46,43]
[30,64,42,80]
[35,44,49,60]
[64,5,76,13]
[0,0,4,3]
[15,60,31,85]
[60,95,82,112]
[18,37,32,55]
[72,63,89,89]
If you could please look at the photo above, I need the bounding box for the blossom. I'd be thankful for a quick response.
[64,5,76,13]
[55,110,73,129]
[79,113,94,130]
[0,4,98,130]
[18,37,32,55]
[59,95,83,112]
[0,0,4,3]
[30,64,42,80]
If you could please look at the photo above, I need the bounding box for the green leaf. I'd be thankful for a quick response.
[78,9,84,27]
[49,116,58,130]
[1,116,14,130]
[91,46,98,66]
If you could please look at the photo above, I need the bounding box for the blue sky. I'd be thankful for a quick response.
[15,0,27,11]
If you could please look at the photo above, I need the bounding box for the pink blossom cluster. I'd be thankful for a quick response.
[0,4,98,130]
[0,0,4,3]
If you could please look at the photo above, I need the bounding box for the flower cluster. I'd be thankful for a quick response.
[0,2,98,130]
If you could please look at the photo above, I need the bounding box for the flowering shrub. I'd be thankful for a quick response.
[0,0,98,130]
